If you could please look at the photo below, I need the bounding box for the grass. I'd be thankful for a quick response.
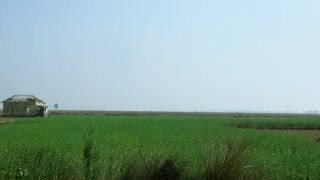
[232,116,320,130]
[0,115,320,179]
[116,152,182,180]
[202,138,259,180]
[1,147,78,179]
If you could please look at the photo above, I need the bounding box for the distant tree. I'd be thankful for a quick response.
[54,103,58,110]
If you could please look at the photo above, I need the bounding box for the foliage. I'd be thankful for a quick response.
[202,138,261,180]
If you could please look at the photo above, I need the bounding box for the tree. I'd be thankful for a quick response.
[54,103,58,110]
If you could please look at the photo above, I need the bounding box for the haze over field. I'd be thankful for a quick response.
[1,0,320,112]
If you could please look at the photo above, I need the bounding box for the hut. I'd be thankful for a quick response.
[1,95,48,117]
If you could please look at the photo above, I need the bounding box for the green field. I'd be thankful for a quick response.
[1,114,320,179]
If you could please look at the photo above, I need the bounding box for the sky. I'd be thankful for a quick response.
[1,0,320,112]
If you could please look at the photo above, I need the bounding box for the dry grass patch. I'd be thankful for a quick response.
[0,117,16,125]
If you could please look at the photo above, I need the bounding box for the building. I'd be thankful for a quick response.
[1,95,48,117]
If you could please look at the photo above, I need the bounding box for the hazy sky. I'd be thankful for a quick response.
[1,0,320,112]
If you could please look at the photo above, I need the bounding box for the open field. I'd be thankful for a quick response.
[258,129,320,142]
[1,114,320,179]
[49,110,320,117]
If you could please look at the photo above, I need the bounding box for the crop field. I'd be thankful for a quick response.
[1,114,320,179]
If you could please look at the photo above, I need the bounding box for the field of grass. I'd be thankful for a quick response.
[232,115,320,130]
[1,114,320,179]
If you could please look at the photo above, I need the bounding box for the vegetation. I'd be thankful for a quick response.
[0,115,320,179]
[232,115,320,130]
[202,138,259,180]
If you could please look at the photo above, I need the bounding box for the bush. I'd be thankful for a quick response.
[118,154,182,180]
[202,138,260,180]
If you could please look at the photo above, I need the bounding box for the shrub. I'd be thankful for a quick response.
[202,138,260,180]
[117,153,182,180]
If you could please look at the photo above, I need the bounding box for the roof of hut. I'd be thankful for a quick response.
[1,95,45,103]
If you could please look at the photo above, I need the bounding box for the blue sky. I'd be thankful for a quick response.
[1,0,320,112]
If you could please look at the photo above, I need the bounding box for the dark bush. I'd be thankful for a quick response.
[118,153,182,180]
[202,138,260,180]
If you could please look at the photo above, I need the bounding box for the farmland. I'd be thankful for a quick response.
[1,114,320,179]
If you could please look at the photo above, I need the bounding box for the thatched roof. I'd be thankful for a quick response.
[2,95,45,103]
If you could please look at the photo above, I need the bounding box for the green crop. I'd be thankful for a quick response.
[0,115,320,179]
